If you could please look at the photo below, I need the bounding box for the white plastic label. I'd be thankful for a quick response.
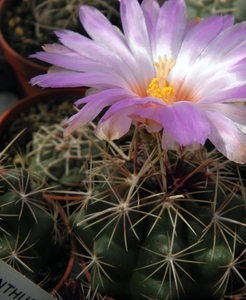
[0,260,55,300]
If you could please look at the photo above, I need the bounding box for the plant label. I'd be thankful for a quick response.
[0,260,55,300]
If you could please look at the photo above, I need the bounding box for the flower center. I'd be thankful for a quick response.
[147,55,176,105]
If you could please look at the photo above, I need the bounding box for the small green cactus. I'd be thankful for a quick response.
[33,0,120,39]
[68,128,246,300]
[0,148,70,291]
[25,122,103,189]
[185,0,246,22]
[2,0,120,63]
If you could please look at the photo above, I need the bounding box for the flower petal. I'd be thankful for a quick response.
[29,51,132,89]
[78,5,136,68]
[201,103,246,125]
[30,51,108,72]
[64,89,137,136]
[102,96,165,120]
[177,22,246,102]
[171,15,235,99]
[120,0,155,86]
[141,0,160,55]
[130,105,163,132]
[95,106,139,140]
[54,29,124,65]
[155,0,186,59]
[53,30,142,87]
[37,43,80,56]
[161,130,200,153]
[159,101,211,146]
[30,70,127,89]
[206,111,246,163]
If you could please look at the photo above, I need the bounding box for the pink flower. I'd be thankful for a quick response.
[30,0,246,163]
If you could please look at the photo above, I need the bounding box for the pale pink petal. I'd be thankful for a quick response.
[171,15,235,97]
[220,14,235,30]
[54,29,124,65]
[155,0,186,59]
[64,89,137,136]
[131,115,162,133]
[206,111,246,163]
[161,130,178,150]
[99,95,165,123]
[130,105,162,132]
[130,105,161,123]
[161,130,200,153]
[74,88,137,106]
[29,52,132,89]
[30,71,127,89]
[177,23,246,102]
[30,51,109,72]
[120,0,155,87]
[78,5,137,69]
[141,0,160,55]
[201,103,246,125]
[95,106,139,140]
[39,43,80,56]
[198,85,246,104]
[54,30,141,88]
[159,101,211,146]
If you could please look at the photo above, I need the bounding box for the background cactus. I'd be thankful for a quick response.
[2,0,120,63]
[184,0,246,22]
[25,122,103,190]
[33,0,120,39]
[68,128,246,300]
[0,148,71,292]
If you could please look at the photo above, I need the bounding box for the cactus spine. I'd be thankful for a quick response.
[68,127,246,300]
[0,141,70,291]
[1,104,245,299]
[26,122,103,189]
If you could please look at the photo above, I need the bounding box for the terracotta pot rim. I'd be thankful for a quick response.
[0,0,49,95]
[0,88,87,136]
[0,0,47,72]
[0,31,47,72]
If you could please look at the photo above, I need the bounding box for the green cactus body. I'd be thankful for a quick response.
[0,165,65,286]
[69,130,246,300]
[185,0,246,22]
[26,122,103,189]
[0,231,41,282]
[131,207,191,300]
[34,0,120,38]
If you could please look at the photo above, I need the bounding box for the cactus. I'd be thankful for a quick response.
[185,0,246,22]
[33,0,120,39]
[67,128,246,300]
[2,0,120,62]
[25,122,103,190]
[5,0,245,297]
[0,144,71,292]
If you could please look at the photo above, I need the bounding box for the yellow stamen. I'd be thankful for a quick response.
[147,55,176,105]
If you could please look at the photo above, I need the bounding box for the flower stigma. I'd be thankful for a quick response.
[147,55,176,105]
